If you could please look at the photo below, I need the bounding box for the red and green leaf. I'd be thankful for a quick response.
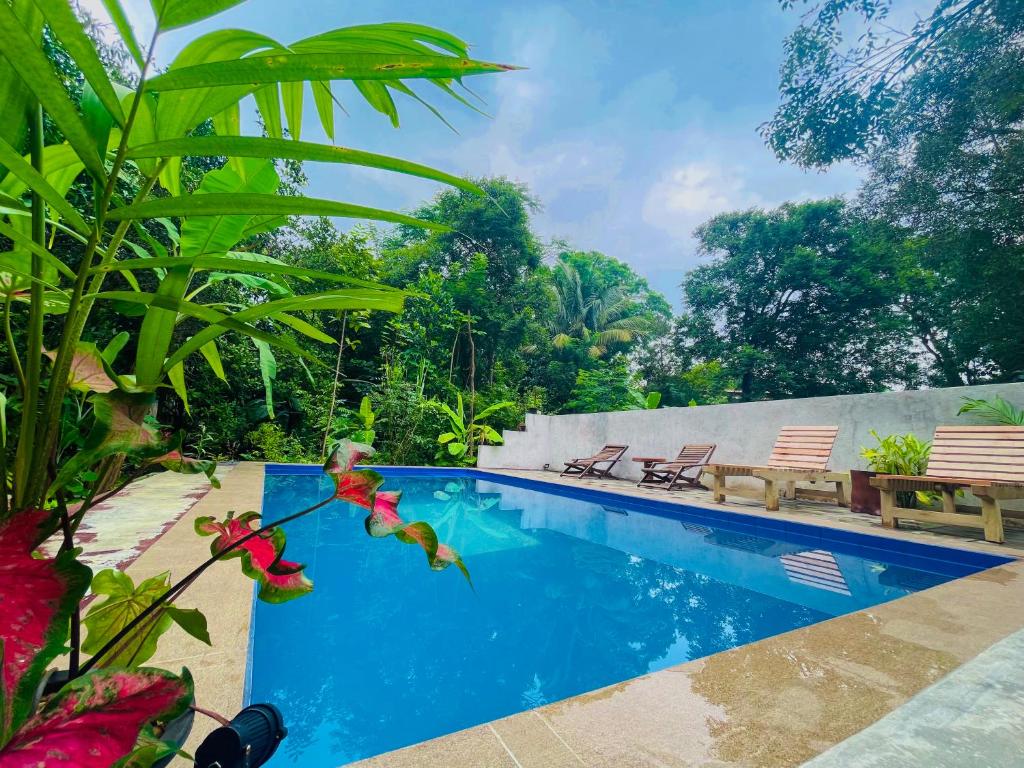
[323,442,470,583]
[0,510,91,742]
[332,467,385,508]
[195,511,312,603]
[146,433,220,488]
[43,342,119,394]
[323,439,374,474]
[0,667,193,767]
[51,391,163,494]
[148,448,220,488]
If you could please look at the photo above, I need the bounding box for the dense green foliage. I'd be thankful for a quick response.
[766,0,1024,386]
[0,0,504,762]
[678,200,913,400]
[4,0,1019,475]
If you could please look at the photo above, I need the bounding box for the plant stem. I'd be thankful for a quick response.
[191,705,231,727]
[77,496,334,676]
[321,311,348,458]
[12,103,46,508]
[26,23,163,509]
[27,166,164,508]
[466,314,476,458]
[3,297,25,395]
[56,493,80,675]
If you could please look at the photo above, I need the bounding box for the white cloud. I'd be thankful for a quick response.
[641,161,764,241]
[643,161,757,234]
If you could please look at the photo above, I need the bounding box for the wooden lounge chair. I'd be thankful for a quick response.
[871,426,1024,544]
[703,426,849,511]
[561,444,628,479]
[636,444,716,490]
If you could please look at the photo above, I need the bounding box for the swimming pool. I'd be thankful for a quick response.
[248,467,1011,766]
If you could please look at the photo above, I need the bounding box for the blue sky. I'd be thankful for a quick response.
[83,0,864,306]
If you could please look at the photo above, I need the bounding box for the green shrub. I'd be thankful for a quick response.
[243,423,315,463]
[565,359,635,413]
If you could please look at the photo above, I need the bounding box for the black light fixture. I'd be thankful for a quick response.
[194,703,287,768]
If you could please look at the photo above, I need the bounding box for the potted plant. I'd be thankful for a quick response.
[0,1,509,762]
[856,430,932,513]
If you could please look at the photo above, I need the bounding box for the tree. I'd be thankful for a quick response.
[564,358,638,413]
[767,0,1024,385]
[856,7,1024,383]
[549,251,669,361]
[381,178,548,392]
[764,0,1020,168]
[680,200,912,400]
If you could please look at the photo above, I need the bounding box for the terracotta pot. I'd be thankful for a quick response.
[850,469,881,516]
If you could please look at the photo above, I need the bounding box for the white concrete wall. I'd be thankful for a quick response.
[479,383,1024,485]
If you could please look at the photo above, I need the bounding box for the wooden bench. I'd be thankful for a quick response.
[871,426,1024,544]
[703,426,849,511]
[561,444,629,479]
[636,444,716,490]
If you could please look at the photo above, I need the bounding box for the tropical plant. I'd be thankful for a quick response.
[860,430,933,507]
[550,259,654,359]
[0,1,512,763]
[957,396,1024,426]
[350,396,377,445]
[436,392,512,465]
[328,394,377,449]
[629,389,661,410]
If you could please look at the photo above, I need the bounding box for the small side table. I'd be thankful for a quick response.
[631,457,667,470]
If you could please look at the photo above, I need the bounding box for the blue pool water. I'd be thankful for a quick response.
[249,469,1010,766]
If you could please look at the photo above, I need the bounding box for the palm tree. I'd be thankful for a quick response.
[550,260,653,358]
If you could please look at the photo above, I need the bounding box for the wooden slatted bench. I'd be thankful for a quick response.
[871,425,1024,544]
[703,426,849,511]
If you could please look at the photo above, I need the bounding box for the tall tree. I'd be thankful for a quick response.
[764,0,1020,168]
[381,178,548,391]
[549,254,666,360]
[680,200,912,400]
[767,0,1024,384]
[857,7,1024,383]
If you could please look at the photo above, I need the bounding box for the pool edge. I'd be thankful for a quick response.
[265,462,1015,575]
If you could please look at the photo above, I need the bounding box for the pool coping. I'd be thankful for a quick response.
[149,463,1024,767]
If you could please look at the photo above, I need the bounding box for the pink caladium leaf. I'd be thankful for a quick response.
[43,342,119,394]
[433,543,472,585]
[323,439,374,474]
[324,441,471,584]
[146,432,220,488]
[195,511,312,603]
[0,667,193,767]
[0,510,91,743]
[149,449,220,488]
[332,467,385,508]
[51,391,165,494]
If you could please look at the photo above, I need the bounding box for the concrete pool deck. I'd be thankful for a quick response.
[102,463,1024,767]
